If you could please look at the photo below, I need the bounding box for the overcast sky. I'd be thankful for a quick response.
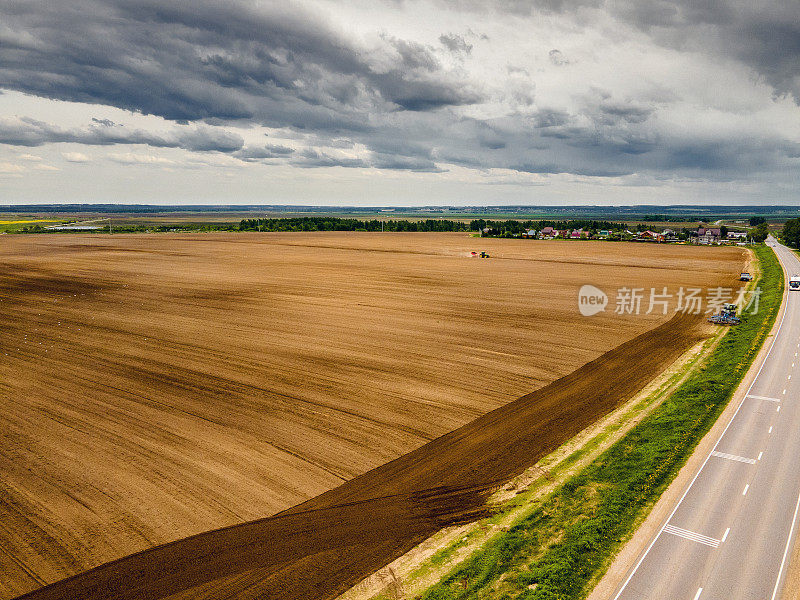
[1,0,799,206]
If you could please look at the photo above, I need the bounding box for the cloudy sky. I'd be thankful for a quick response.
[1,0,799,205]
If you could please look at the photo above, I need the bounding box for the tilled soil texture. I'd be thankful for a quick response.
[0,233,744,599]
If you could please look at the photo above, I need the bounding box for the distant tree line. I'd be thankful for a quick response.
[238,217,471,232]
[470,219,630,235]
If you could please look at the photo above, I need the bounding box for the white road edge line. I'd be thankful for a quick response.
[611,242,789,600]
[694,587,703,600]
[769,426,774,434]
[771,488,800,600]
[710,450,757,464]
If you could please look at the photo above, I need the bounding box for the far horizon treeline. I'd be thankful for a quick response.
[236,216,758,237]
[13,215,773,240]
[237,217,651,234]
[238,217,471,232]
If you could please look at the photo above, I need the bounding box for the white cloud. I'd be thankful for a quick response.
[0,162,24,173]
[62,152,90,163]
[108,153,175,165]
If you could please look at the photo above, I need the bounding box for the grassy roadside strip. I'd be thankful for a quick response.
[416,245,782,600]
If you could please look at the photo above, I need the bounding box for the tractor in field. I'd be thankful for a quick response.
[708,303,741,326]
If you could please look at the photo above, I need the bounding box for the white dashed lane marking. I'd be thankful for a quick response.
[748,395,781,402]
[711,451,757,464]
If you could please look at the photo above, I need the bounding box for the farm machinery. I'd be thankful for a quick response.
[708,303,741,326]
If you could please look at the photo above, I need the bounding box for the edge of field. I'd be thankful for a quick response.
[341,244,782,600]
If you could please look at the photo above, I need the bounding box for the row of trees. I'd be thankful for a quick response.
[238,217,637,235]
[468,219,630,234]
[781,218,800,248]
[238,217,470,232]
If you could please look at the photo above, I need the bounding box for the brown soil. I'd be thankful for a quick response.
[0,233,743,599]
[17,312,717,600]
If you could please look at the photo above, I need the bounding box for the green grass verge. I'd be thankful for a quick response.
[421,245,783,600]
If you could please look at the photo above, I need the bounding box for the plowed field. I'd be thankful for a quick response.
[0,233,743,599]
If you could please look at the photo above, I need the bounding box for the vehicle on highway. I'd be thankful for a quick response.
[740,272,752,281]
[790,275,800,290]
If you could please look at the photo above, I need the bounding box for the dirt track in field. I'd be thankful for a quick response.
[0,233,743,599]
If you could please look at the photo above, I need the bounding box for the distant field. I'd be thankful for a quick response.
[0,219,61,232]
[0,233,744,598]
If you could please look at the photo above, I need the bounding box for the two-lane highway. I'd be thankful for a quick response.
[613,238,800,600]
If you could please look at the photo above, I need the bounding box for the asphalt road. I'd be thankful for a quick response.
[613,238,800,600]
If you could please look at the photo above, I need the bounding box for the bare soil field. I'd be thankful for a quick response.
[0,233,743,599]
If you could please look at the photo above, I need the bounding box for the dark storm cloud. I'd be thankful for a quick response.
[439,33,473,55]
[511,161,631,177]
[234,144,296,161]
[371,153,444,172]
[609,0,800,101]
[0,117,244,152]
[1,0,798,182]
[532,108,571,128]
[292,149,368,168]
[0,0,482,124]
[596,101,653,125]
[430,0,602,15]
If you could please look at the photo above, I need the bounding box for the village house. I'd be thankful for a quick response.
[539,226,556,238]
[697,227,722,244]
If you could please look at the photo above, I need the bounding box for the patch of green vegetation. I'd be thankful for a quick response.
[421,244,783,600]
[0,219,62,233]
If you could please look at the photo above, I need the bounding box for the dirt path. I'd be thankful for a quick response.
[16,311,715,600]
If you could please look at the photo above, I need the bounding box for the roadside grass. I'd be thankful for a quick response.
[414,245,782,600]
